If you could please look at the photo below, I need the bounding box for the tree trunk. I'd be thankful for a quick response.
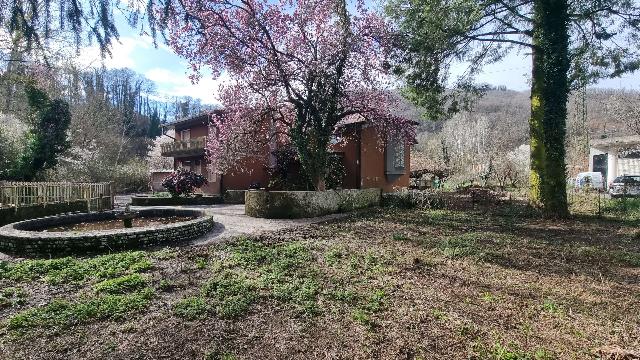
[529,45,545,206]
[291,121,330,191]
[530,0,570,217]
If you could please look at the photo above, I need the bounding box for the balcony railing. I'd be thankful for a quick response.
[161,137,207,157]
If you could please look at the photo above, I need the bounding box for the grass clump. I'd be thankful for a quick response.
[0,287,28,309]
[94,274,148,295]
[7,288,155,333]
[475,342,555,360]
[392,233,410,241]
[228,238,320,315]
[352,289,386,328]
[0,251,152,285]
[174,296,208,320]
[201,270,256,319]
[613,250,640,267]
[329,287,358,304]
[438,233,481,259]
[541,299,562,316]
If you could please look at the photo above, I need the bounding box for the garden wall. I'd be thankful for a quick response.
[245,188,381,219]
[223,190,246,204]
[0,209,215,257]
[0,201,88,227]
[131,195,223,206]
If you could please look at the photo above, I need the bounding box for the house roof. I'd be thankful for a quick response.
[591,135,640,150]
[162,110,224,129]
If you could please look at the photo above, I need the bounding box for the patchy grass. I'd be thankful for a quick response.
[0,251,152,285]
[1,205,639,359]
[201,270,257,319]
[0,287,27,310]
[174,296,208,320]
[7,288,154,333]
[474,342,555,360]
[94,274,148,295]
[227,238,321,315]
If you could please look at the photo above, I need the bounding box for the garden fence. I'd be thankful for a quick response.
[0,182,114,211]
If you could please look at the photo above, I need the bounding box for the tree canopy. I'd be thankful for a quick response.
[387,0,640,116]
[163,0,416,189]
[387,0,640,216]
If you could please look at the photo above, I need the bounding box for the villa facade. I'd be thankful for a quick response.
[160,112,410,194]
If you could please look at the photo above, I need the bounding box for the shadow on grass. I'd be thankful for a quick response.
[359,202,640,284]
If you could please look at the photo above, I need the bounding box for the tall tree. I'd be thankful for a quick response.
[8,84,71,180]
[387,0,640,217]
[163,0,415,189]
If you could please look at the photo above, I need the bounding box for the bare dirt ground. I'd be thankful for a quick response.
[0,204,639,359]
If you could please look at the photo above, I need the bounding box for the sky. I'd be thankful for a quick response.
[76,12,640,106]
[75,13,227,105]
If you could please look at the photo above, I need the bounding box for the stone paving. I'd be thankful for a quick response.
[131,204,347,245]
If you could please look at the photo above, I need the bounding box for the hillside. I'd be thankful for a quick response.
[412,88,640,185]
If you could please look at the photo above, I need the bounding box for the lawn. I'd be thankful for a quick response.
[0,204,639,359]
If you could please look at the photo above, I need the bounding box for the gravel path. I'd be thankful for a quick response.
[131,204,347,245]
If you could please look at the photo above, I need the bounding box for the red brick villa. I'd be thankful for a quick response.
[160,112,411,194]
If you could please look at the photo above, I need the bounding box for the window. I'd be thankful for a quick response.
[393,142,405,169]
[385,137,406,175]
[180,129,190,141]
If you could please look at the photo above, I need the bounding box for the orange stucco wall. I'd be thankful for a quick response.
[176,124,208,140]
[359,126,409,192]
[222,156,270,191]
[331,126,360,189]
[170,120,409,194]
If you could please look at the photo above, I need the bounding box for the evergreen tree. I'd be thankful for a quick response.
[10,84,71,180]
[387,0,640,217]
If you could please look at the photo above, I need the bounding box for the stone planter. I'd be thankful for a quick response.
[223,190,247,204]
[245,188,381,219]
[131,195,223,206]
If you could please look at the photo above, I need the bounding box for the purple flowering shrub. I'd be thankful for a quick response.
[162,169,208,197]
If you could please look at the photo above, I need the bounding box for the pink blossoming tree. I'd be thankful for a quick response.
[164,0,415,190]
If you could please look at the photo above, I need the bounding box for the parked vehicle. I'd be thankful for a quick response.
[609,175,640,198]
[574,172,605,191]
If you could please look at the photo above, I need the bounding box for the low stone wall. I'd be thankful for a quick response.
[0,208,215,257]
[245,188,381,219]
[131,195,223,206]
[223,190,246,204]
[0,201,88,227]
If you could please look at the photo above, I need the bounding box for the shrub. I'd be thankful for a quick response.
[162,169,208,197]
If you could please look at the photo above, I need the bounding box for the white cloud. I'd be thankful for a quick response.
[153,72,231,105]
[75,36,152,69]
[145,66,232,104]
[145,68,185,85]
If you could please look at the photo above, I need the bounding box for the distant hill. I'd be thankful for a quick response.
[411,88,640,184]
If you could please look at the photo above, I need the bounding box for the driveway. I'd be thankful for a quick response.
[130,204,348,245]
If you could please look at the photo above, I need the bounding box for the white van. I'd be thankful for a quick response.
[574,172,605,190]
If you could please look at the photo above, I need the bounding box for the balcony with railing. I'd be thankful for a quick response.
[161,137,207,157]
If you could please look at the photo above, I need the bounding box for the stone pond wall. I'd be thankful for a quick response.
[0,201,88,227]
[245,188,381,219]
[0,209,215,257]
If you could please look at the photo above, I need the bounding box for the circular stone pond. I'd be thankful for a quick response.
[0,208,215,257]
